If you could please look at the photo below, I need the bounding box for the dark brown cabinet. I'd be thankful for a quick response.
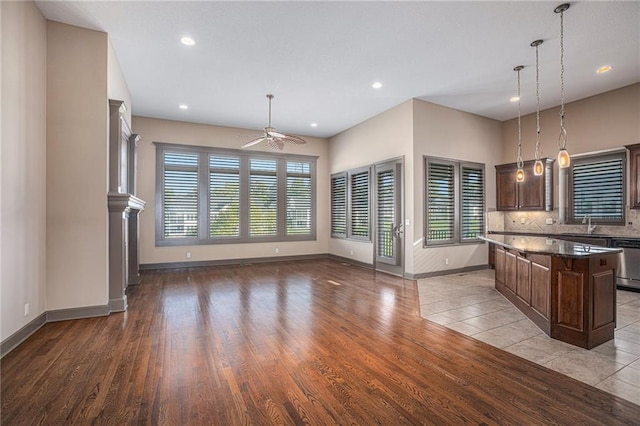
[495,159,553,211]
[627,143,640,209]
[492,242,616,349]
[495,248,551,333]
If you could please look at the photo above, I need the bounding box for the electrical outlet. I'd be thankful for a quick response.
[546,218,554,225]
[275,248,279,254]
[350,250,354,255]
[445,258,449,265]
[186,251,191,259]
[24,303,29,317]
[520,217,526,224]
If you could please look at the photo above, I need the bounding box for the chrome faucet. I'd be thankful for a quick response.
[582,215,597,234]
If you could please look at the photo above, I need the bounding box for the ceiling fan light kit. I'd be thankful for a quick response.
[241,94,308,151]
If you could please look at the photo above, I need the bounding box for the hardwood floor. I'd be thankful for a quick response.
[2,259,639,424]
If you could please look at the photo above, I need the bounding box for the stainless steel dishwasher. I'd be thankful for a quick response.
[611,238,640,291]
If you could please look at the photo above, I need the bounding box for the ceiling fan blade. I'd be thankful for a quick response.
[268,131,286,138]
[241,137,267,148]
[267,139,284,151]
[280,135,307,145]
[237,134,264,139]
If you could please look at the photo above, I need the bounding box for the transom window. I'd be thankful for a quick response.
[155,143,317,246]
[568,151,626,225]
[425,157,485,246]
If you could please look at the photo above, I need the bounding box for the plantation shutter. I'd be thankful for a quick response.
[209,155,240,238]
[426,161,455,244]
[163,152,199,238]
[376,169,395,258]
[350,170,370,238]
[461,165,485,241]
[249,158,278,236]
[286,161,312,235]
[571,154,625,224]
[331,174,347,237]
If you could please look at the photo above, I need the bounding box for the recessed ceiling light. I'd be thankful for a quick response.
[596,65,612,74]
[510,96,520,103]
[310,122,318,128]
[372,82,382,89]
[179,104,189,110]
[180,37,196,46]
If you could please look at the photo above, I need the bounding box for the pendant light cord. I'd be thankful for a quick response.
[517,68,523,170]
[558,9,567,150]
[535,43,541,161]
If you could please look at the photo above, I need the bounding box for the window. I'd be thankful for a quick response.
[569,151,625,225]
[425,157,485,246]
[350,170,370,239]
[155,143,317,246]
[209,155,240,238]
[461,165,485,240]
[330,174,347,237]
[330,167,371,240]
[163,152,199,239]
[286,161,313,235]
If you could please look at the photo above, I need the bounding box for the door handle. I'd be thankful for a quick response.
[392,223,404,238]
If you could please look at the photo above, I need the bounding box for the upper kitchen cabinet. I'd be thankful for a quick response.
[496,159,553,211]
[627,144,640,209]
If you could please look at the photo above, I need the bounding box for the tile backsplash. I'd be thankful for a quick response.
[487,208,640,237]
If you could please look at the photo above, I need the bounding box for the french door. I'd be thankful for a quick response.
[373,159,404,276]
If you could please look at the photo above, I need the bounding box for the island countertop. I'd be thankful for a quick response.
[479,234,622,258]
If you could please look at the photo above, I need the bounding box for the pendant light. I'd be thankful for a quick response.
[514,65,525,183]
[555,3,571,168]
[531,39,544,176]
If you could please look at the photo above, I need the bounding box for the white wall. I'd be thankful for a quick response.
[412,99,502,276]
[1,1,47,340]
[132,116,330,265]
[46,21,110,310]
[328,100,413,266]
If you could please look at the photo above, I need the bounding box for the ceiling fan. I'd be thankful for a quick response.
[241,94,307,151]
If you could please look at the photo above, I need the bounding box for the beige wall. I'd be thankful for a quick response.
[107,40,132,126]
[328,100,414,266]
[46,21,110,310]
[412,99,503,275]
[1,1,47,340]
[326,98,502,275]
[132,116,330,264]
[500,83,640,235]
[502,84,640,164]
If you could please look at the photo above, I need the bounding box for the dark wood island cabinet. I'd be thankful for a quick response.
[481,234,621,349]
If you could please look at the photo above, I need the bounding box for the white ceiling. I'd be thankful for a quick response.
[35,1,640,138]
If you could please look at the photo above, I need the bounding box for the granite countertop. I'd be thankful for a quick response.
[480,234,622,258]
[487,231,640,241]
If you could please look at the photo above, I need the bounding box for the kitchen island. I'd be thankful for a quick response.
[480,234,622,349]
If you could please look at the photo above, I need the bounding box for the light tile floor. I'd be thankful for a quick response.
[417,269,640,406]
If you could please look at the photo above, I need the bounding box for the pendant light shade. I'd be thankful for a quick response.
[533,160,545,176]
[514,65,525,182]
[558,148,570,168]
[531,39,545,176]
[555,3,571,168]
